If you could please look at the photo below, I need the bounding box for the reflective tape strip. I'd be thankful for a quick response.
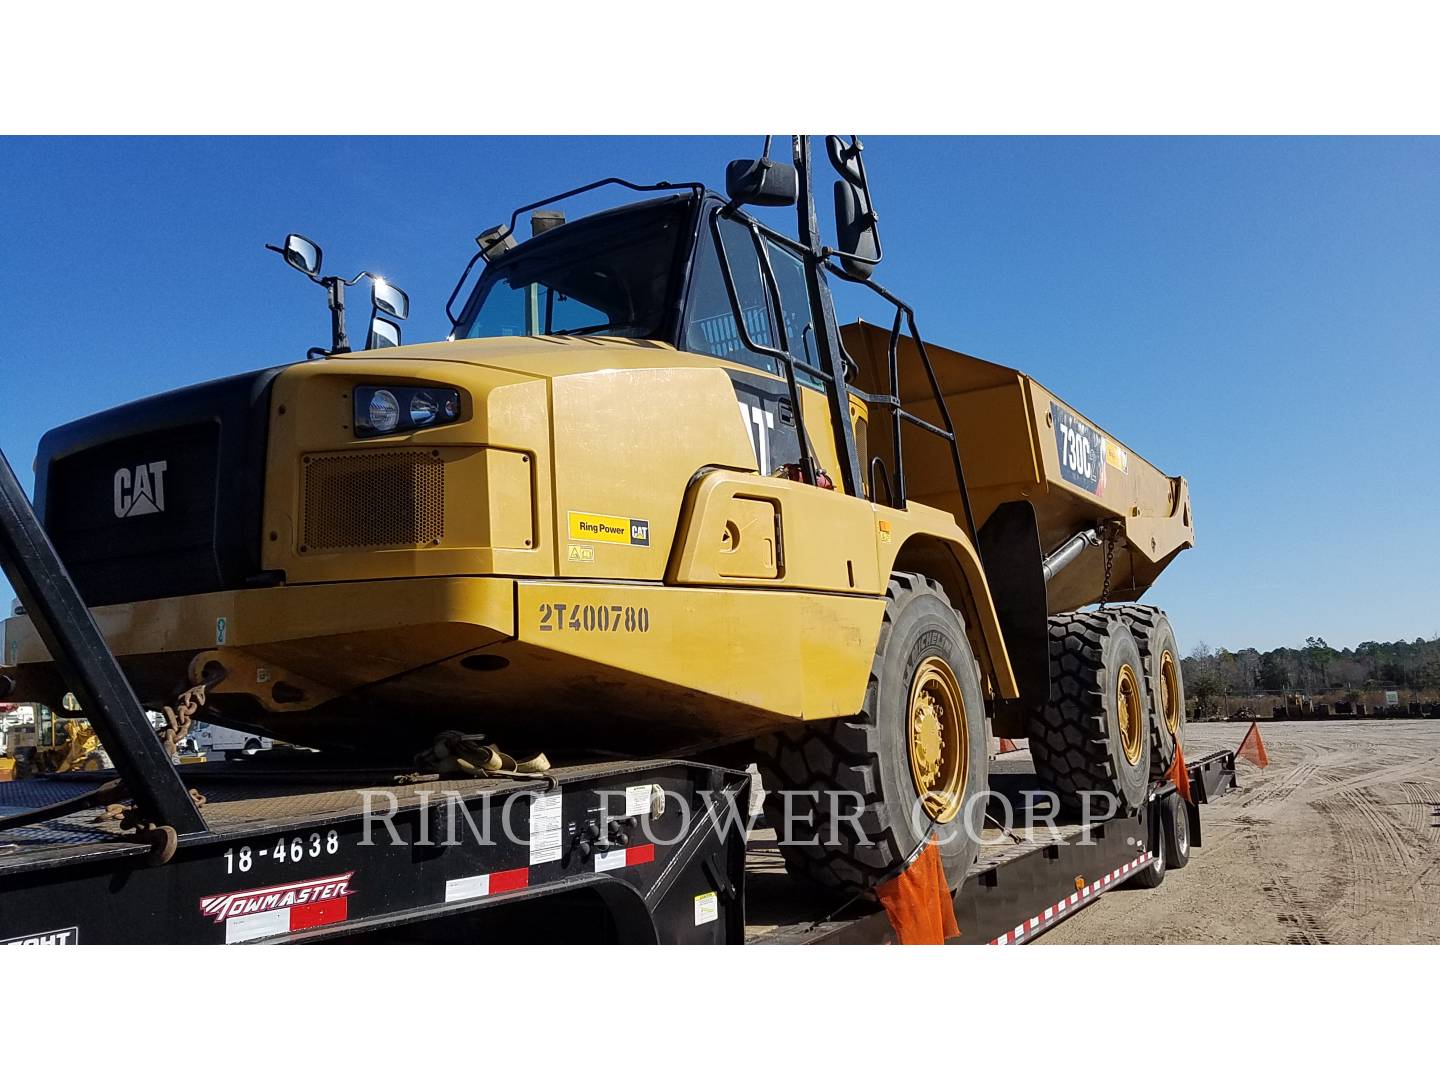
[595,843,656,872]
[225,896,349,943]
[445,866,530,904]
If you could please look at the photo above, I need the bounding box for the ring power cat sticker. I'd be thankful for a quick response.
[567,511,649,547]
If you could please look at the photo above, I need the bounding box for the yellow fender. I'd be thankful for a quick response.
[874,503,1020,702]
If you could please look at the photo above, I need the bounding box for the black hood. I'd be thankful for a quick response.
[36,365,289,607]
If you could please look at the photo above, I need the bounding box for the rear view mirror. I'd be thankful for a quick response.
[833,181,880,280]
[366,315,403,351]
[724,158,798,207]
[372,279,409,320]
[283,234,322,276]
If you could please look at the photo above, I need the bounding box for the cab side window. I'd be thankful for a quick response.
[763,238,822,388]
[683,213,780,374]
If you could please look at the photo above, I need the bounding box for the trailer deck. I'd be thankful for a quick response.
[0,742,1235,945]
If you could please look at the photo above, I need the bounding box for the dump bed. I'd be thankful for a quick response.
[842,323,1194,612]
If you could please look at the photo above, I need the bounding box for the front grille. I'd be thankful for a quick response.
[36,366,283,606]
[46,422,221,604]
[301,449,445,552]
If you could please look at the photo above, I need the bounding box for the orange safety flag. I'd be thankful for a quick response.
[876,839,960,945]
[1236,721,1270,768]
[1165,742,1193,804]
[997,737,1019,754]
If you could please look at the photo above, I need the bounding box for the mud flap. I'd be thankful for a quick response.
[976,500,1049,707]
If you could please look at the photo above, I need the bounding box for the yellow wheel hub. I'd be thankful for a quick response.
[906,657,968,824]
[1159,650,1181,737]
[1117,663,1144,766]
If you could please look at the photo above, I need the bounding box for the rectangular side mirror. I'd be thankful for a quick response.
[725,158,798,207]
[367,315,402,351]
[833,180,880,280]
[372,279,409,320]
[284,234,322,276]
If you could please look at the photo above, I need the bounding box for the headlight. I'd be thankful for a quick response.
[368,390,401,433]
[354,385,463,438]
[409,391,438,426]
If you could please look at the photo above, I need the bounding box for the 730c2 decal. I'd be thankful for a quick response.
[538,602,651,634]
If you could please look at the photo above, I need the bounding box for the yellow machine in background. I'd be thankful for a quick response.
[0,138,1193,893]
[2,704,104,779]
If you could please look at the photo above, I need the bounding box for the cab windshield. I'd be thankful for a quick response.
[456,197,691,341]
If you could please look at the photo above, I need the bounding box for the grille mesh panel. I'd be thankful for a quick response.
[302,450,444,552]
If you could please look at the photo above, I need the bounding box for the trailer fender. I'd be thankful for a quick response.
[878,509,1019,702]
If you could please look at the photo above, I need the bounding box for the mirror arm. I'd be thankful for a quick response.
[326,277,350,354]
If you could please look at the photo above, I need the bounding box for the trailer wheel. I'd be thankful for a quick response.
[1131,831,1167,889]
[753,574,988,896]
[1025,612,1151,813]
[1111,605,1186,780]
[1164,793,1191,869]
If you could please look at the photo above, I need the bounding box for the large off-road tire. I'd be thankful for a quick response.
[1110,605,1186,780]
[1026,611,1152,813]
[753,574,989,895]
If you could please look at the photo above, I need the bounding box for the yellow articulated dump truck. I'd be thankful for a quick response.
[0,137,1192,894]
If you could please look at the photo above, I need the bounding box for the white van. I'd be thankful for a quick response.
[192,723,273,760]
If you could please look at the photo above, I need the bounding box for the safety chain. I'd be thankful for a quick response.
[89,678,219,855]
[159,681,209,760]
[1099,523,1117,608]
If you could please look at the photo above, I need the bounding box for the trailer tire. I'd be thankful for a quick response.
[1164,793,1192,869]
[1026,612,1151,813]
[1132,829,1167,889]
[1110,605,1186,780]
[753,574,988,896]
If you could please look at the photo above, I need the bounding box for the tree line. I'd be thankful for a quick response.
[1180,635,1440,715]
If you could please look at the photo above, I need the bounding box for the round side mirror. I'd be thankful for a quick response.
[284,234,323,276]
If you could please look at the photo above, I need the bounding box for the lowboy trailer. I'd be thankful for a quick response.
[1,442,1234,944]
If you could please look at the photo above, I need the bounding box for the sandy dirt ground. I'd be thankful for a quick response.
[1040,719,1440,944]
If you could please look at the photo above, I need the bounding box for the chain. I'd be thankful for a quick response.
[156,670,224,760]
[1099,523,1116,608]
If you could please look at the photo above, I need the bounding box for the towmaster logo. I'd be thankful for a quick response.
[199,871,354,924]
[567,511,649,547]
[113,460,168,518]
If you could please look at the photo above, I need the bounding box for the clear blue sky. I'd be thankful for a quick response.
[2,136,1436,653]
